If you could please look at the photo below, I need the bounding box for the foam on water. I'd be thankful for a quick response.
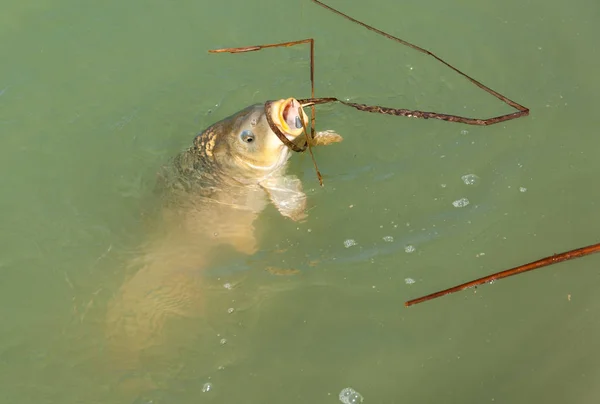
[452,198,470,208]
[344,239,357,248]
[339,387,364,404]
[461,173,480,186]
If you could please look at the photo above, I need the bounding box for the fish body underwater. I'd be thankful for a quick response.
[104,98,342,394]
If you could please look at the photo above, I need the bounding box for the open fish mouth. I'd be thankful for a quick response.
[264,97,310,153]
[278,98,307,136]
[269,98,309,140]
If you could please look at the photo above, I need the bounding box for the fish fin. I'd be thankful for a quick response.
[260,175,307,222]
[311,130,343,146]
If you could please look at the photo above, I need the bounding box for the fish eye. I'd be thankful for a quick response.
[240,129,255,143]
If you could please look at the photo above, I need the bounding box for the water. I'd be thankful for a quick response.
[1,0,600,403]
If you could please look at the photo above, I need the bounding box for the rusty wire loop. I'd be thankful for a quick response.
[208,0,530,187]
[210,0,529,133]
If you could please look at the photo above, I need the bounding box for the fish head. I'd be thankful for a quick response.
[208,98,308,183]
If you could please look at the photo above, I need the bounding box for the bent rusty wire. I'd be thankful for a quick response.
[404,242,600,307]
[210,0,529,145]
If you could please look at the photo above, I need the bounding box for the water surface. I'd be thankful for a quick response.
[1,0,600,403]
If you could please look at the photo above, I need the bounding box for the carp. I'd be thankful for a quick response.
[105,98,341,389]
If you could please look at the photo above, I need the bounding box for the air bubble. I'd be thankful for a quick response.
[339,387,364,404]
[405,278,416,285]
[223,283,232,290]
[405,245,416,253]
[227,308,235,314]
[382,236,394,242]
[344,239,357,248]
[452,198,470,208]
[461,174,480,186]
[519,187,527,192]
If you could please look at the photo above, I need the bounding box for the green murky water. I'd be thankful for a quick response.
[2,0,600,403]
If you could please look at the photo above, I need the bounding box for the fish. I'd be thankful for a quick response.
[104,98,342,394]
